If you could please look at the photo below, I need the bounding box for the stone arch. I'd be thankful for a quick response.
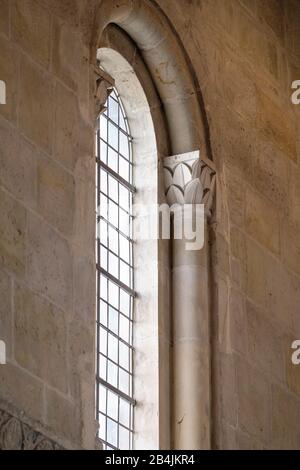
[91,0,212,159]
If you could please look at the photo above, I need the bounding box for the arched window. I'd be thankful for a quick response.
[96,88,135,450]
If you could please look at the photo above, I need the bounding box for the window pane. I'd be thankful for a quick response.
[119,398,130,427]
[107,389,118,421]
[108,306,118,335]
[96,87,134,450]
[107,418,118,448]
[119,315,130,343]
[108,97,119,124]
[107,360,118,388]
[108,121,118,150]
[108,333,118,363]
[120,290,130,317]
[119,342,129,370]
[108,147,118,172]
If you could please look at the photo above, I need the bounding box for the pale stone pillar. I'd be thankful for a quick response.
[164,152,216,450]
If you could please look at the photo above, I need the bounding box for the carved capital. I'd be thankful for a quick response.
[94,64,115,119]
[163,151,216,217]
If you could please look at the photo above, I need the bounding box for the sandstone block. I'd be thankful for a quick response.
[0,362,44,423]
[245,238,268,307]
[237,356,271,441]
[52,18,88,92]
[0,36,18,123]
[245,188,280,254]
[27,213,72,311]
[54,82,79,170]
[256,90,297,162]
[246,300,284,381]
[19,57,53,153]
[281,222,300,276]
[37,155,75,236]
[0,188,26,277]
[252,140,289,209]
[14,284,68,393]
[0,119,37,207]
[0,0,9,36]
[12,0,51,67]
[257,0,285,42]
[271,384,300,449]
[45,387,81,443]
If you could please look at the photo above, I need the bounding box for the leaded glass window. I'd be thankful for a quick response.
[96,88,135,450]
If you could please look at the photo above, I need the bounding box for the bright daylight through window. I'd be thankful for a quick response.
[95,88,135,450]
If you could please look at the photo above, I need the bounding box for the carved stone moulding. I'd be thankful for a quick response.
[0,408,63,450]
[163,150,216,217]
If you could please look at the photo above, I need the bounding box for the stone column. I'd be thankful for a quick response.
[164,151,216,450]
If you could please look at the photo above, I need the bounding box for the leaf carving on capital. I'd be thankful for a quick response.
[163,153,216,216]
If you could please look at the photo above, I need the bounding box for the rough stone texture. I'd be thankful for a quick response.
[0,36,18,124]
[37,155,75,236]
[19,57,53,154]
[0,408,63,450]
[0,0,299,451]
[27,213,73,311]
[0,188,26,277]
[14,283,68,393]
[12,0,51,68]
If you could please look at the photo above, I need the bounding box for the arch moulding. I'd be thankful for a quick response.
[90,0,216,450]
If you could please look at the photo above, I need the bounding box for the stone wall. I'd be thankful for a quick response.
[0,0,299,450]
[156,0,300,450]
[0,0,97,449]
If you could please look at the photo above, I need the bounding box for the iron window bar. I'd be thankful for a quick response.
[96,158,136,194]
[97,265,136,298]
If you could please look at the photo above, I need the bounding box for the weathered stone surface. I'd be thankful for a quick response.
[19,57,53,153]
[52,17,88,92]
[0,408,63,450]
[45,388,80,443]
[37,155,75,236]
[12,0,51,67]
[257,0,285,42]
[245,188,280,254]
[281,222,300,276]
[0,36,18,123]
[27,213,73,311]
[0,119,37,207]
[245,238,268,307]
[0,188,26,277]
[216,353,238,427]
[73,257,95,323]
[0,0,9,36]
[256,90,297,161]
[252,141,289,209]
[237,356,271,441]
[0,363,44,423]
[14,284,68,393]
[289,165,300,230]
[246,300,284,381]
[271,384,300,449]
[54,83,80,170]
